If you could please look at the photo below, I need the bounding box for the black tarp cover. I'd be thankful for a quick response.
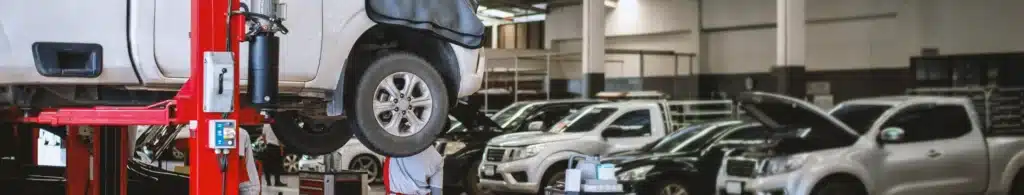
[366,0,485,49]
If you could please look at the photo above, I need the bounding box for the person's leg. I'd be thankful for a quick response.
[271,145,286,186]
[262,145,280,186]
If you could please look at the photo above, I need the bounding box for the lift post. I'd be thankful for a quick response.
[181,0,247,194]
[8,0,259,194]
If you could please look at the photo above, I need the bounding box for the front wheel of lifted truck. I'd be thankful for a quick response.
[349,52,450,157]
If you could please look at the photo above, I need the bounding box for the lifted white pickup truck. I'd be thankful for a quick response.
[0,0,486,156]
[717,90,1024,195]
[479,100,735,194]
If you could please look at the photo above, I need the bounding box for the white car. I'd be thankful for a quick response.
[288,139,384,182]
[0,0,486,157]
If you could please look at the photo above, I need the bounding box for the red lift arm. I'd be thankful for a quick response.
[10,0,260,194]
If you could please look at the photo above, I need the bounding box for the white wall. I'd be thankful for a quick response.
[545,0,700,78]
[915,0,1024,55]
[702,0,1024,74]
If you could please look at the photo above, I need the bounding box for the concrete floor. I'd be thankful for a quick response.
[261,175,387,195]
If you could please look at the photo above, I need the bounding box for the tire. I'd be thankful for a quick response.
[270,110,352,155]
[348,154,382,182]
[651,180,689,195]
[283,154,300,173]
[538,164,568,195]
[810,179,866,195]
[349,52,449,157]
[1011,170,1024,195]
[465,160,491,195]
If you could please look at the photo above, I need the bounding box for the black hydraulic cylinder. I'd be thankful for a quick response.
[247,33,280,109]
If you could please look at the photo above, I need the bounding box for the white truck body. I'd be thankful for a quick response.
[0,0,483,97]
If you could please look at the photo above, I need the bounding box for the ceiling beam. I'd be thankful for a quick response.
[486,0,546,13]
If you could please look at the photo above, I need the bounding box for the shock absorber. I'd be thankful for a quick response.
[241,0,288,115]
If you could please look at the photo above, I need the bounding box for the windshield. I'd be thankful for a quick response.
[548,107,617,133]
[829,104,892,134]
[448,102,538,132]
[647,122,740,153]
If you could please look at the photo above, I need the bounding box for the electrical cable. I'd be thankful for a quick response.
[219,149,229,195]
[224,0,234,52]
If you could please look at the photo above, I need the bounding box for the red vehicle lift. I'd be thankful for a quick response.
[5,0,262,194]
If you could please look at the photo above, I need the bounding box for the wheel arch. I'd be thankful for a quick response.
[328,24,461,116]
[809,172,868,194]
[998,150,1024,193]
[536,150,586,181]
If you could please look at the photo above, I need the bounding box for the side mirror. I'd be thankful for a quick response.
[602,126,625,138]
[878,127,906,143]
[527,121,545,131]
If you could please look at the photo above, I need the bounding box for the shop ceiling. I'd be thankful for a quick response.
[476,0,616,25]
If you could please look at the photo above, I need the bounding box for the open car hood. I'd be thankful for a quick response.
[366,0,485,49]
[736,92,858,137]
[446,98,501,135]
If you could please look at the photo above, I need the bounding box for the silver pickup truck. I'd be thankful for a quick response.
[479,100,735,194]
[717,90,1024,195]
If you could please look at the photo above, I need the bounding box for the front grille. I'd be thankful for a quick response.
[485,148,506,162]
[725,159,758,177]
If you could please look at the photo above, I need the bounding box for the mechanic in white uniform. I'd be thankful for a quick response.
[384,145,443,195]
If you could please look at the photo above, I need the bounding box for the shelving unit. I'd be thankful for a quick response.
[664,100,737,132]
[907,87,1024,134]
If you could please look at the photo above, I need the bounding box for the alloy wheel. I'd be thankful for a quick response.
[659,183,689,195]
[283,154,300,173]
[349,156,381,181]
[545,171,566,190]
[372,72,433,137]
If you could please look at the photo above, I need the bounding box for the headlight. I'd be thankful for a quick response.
[760,155,808,176]
[616,165,654,181]
[444,141,467,155]
[510,145,543,161]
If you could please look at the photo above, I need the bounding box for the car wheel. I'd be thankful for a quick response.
[465,161,492,195]
[538,164,568,195]
[1011,170,1024,195]
[811,180,866,195]
[348,155,382,182]
[652,180,689,195]
[283,154,300,173]
[350,52,449,157]
[270,111,352,155]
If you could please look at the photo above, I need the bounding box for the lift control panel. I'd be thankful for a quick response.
[203,51,236,113]
[209,119,238,149]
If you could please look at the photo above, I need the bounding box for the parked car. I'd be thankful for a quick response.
[441,99,605,195]
[604,119,767,195]
[299,138,387,181]
[479,100,736,194]
[1,0,485,157]
[0,125,190,195]
[717,91,1024,195]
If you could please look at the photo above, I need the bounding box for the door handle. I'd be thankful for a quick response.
[927,150,941,158]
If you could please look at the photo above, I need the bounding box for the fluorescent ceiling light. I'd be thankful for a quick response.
[604,0,617,7]
[532,3,547,9]
[481,9,515,18]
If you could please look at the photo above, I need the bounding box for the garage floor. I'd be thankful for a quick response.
[260,175,409,195]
